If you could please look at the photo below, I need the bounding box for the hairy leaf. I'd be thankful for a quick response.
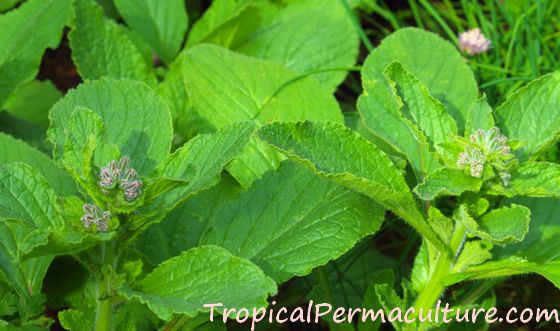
[495,72,560,160]
[49,78,173,175]
[132,122,255,232]
[489,162,560,197]
[414,167,482,201]
[358,62,442,179]
[258,121,449,255]
[0,133,74,196]
[203,161,384,283]
[359,27,477,131]
[120,245,277,321]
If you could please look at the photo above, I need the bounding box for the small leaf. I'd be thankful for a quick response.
[452,240,493,273]
[114,0,188,64]
[454,204,530,245]
[465,96,495,136]
[414,167,483,200]
[119,245,277,321]
[495,71,560,160]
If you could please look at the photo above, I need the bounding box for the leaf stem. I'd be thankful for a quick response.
[413,221,466,314]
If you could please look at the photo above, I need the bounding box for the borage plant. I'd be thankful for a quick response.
[0,0,560,330]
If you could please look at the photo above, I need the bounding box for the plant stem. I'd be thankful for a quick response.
[413,222,466,313]
[94,241,118,330]
[315,267,334,304]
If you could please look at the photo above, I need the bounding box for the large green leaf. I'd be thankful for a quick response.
[120,245,277,321]
[358,62,442,179]
[184,44,342,186]
[69,0,156,84]
[188,0,359,92]
[489,162,560,197]
[0,133,74,196]
[495,72,560,161]
[131,122,255,232]
[236,0,359,92]
[203,161,384,283]
[257,121,449,255]
[0,0,71,107]
[114,0,188,64]
[359,27,478,132]
[445,198,560,288]
[48,78,173,175]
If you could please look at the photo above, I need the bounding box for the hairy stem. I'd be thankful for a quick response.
[413,222,466,313]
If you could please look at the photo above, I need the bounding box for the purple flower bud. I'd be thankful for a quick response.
[124,180,142,201]
[459,28,491,55]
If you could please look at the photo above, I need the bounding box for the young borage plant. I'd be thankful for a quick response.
[0,0,560,330]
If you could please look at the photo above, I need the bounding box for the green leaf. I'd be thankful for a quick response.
[359,27,478,132]
[445,198,560,288]
[384,62,457,149]
[114,0,188,64]
[120,245,277,321]
[257,121,449,255]
[495,72,560,160]
[203,161,384,283]
[184,44,342,186]
[0,0,71,107]
[0,164,111,259]
[358,62,441,179]
[135,174,240,266]
[489,162,560,198]
[4,80,62,127]
[454,204,530,245]
[465,96,495,136]
[451,240,492,273]
[236,0,359,92]
[131,122,255,232]
[0,133,75,196]
[414,167,482,201]
[60,108,103,197]
[186,0,264,48]
[69,0,156,84]
[58,309,92,331]
[48,78,173,175]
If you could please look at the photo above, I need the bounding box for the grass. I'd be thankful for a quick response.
[355,0,560,105]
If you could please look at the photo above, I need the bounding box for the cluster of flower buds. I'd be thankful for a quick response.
[81,204,111,232]
[458,28,491,55]
[457,127,514,186]
[457,145,486,177]
[99,156,142,201]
